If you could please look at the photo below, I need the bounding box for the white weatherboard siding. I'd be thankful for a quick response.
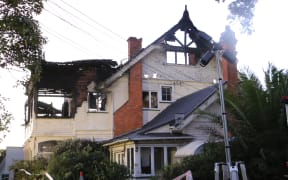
[141,47,216,125]
[142,48,218,83]
[108,75,129,112]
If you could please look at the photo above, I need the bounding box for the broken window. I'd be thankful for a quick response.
[24,99,33,123]
[143,91,158,109]
[88,92,107,111]
[163,27,201,65]
[36,92,72,118]
[161,86,172,102]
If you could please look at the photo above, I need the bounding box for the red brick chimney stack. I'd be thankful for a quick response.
[127,37,142,60]
[113,37,143,137]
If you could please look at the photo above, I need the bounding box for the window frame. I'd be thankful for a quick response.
[112,151,124,165]
[87,92,107,112]
[142,91,158,109]
[166,51,187,65]
[138,145,177,176]
[160,85,173,102]
[140,147,152,174]
[126,147,135,174]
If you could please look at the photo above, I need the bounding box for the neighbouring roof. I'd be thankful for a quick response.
[104,84,219,145]
[140,84,218,132]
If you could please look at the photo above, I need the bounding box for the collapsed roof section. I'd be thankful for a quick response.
[152,5,213,60]
[103,6,221,88]
[35,59,118,97]
[25,59,118,119]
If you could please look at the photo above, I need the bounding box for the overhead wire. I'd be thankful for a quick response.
[42,1,127,60]
[40,22,103,58]
[43,8,101,43]
[59,0,126,42]
[48,0,126,46]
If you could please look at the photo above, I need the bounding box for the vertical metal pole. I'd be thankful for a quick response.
[215,50,232,167]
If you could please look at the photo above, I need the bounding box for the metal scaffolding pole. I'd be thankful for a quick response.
[215,50,232,167]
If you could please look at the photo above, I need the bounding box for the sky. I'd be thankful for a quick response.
[0,0,287,149]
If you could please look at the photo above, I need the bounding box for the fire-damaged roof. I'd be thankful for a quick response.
[36,59,118,96]
[102,6,208,88]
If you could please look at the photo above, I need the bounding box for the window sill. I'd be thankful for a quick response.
[165,62,191,66]
[160,100,173,103]
[87,109,108,113]
[143,108,160,111]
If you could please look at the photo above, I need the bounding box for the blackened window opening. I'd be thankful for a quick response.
[88,92,107,111]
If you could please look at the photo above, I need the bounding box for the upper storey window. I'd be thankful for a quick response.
[163,24,200,65]
[36,89,73,118]
[143,91,158,109]
[166,51,197,65]
[88,92,107,112]
[161,86,172,102]
[167,51,186,65]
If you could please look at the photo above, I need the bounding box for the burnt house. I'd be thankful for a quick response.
[24,59,117,159]
[23,8,238,179]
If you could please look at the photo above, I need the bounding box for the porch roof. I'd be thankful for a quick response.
[175,140,205,157]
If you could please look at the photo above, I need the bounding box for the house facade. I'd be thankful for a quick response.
[23,7,238,179]
[102,8,238,179]
[23,60,118,159]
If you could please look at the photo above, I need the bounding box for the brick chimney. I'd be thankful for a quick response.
[128,37,142,60]
[220,26,238,91]
[114,37,143,137]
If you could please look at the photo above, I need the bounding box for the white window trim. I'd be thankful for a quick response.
[125,146,135,175]
[142,90,159,110]
[160,85,173,102]
[137,145,177,177]
[166,51,188,65]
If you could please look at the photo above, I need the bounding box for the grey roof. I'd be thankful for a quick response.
[104,84,218,145]
[140,84,218,133]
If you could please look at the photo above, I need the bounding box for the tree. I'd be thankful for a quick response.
[0,94,12,142]
[159,64,288,179]
[0,0,45,142]
[224,64,288,179]
[47,139,130,180]
[10,157,49,180]
[0,0,45,77]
